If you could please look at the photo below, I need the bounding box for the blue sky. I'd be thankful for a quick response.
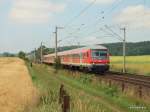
[0,0,150,53]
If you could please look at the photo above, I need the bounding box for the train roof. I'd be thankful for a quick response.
[81,45,107,50]
[44,45,107,57]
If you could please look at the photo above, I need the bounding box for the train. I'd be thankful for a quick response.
[43,45,110,73]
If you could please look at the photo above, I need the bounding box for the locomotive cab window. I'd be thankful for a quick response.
[92,50,107,59]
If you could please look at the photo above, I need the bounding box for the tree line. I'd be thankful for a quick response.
[103,41,150,56]
[27,41,150,61]
[2,41,149,60]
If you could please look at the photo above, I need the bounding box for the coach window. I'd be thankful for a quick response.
[75,54,79,59]
[85,52,88,58]
[83,53,86,59]
[84,53,86,59]
[75,54,78,59]
[76,54,79,59]
[61,56,63,60]
[74,54,76,59]
[72,54,74,59]
[82,53,84,59]
[85,52,88,59]
[83,53,85,59]
[87,52,89,57]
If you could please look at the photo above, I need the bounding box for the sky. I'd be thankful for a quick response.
[0,0,150,53]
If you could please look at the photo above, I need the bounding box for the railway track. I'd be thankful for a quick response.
[104,71,150,88]
[58,65,150,88]
[67,68,150,88]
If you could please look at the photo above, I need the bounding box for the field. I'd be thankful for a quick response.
[27,63,150,112]
[110,56,150,75]
[0,57,38,112]
[0,57,149,112]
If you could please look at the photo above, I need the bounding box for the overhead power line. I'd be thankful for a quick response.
[64,0,123,40]
[104,25,122,41]
[61,0,124,47]
[64,0,97,28]
[103,0,123,18]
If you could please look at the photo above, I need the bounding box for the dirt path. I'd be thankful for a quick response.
[0,57,38,112]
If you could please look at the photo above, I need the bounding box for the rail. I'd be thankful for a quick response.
[104,71,150,88]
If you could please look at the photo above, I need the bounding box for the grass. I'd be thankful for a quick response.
[56,71,150,112]
[110,55,150,75]
[27,63,150,112]
[26,64,61,112]
[27,63,116,112]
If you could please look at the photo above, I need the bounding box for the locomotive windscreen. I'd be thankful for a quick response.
[92,49,108,60]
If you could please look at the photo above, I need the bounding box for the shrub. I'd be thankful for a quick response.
[53,57,61,72]
[79,74,93,84]
[105,86,119,97]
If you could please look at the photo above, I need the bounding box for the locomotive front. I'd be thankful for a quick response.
[89,48,110,73]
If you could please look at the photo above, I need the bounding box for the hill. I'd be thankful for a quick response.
[57,41,150,56]
[0,52,16,57]
[103,41,150,56]
[28,41,150,61]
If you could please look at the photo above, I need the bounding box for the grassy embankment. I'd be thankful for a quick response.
[110,56,150,75]
[27,63,150,112]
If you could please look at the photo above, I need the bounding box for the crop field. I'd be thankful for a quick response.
[27,63,150,112]
[0,57,38,112]
[1,57,149,112]
[110,56,150,75]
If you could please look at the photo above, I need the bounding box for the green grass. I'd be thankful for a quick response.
[26,63,150,112]
[27,64,61,112]
[55,71,150,112]
[110,56,150,75]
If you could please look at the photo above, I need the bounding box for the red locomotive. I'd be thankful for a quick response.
[43,45,110,73]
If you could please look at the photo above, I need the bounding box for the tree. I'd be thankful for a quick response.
[54,57,61,73]
[2,52,15,57]
[18,51,26,59]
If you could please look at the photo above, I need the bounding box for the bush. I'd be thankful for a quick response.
[105,86,119,97]
[53,57,61,72]
[18,51,26,59]
[79,74,93,84]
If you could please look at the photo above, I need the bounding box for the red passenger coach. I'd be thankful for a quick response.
[43,45,110,73]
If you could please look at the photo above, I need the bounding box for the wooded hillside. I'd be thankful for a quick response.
[103,41,150,56]
[28,41,150,60]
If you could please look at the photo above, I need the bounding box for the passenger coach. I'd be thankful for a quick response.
[43,45,110,73]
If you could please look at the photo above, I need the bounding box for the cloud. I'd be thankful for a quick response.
[84,0,116,5]
[10,0,66,23]
[115,5,150,29]
[0,0,6,5]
